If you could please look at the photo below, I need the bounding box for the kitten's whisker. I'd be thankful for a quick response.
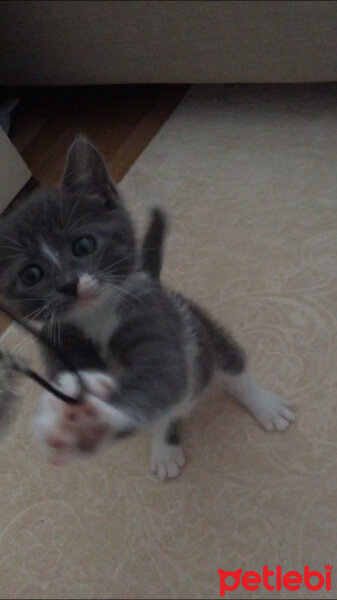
[53,313,60,347]
[51,313,57,347]
[101,282,132,309]
[0,245,23,252]
[102,280,147,311]
[49,313,54,346]
[0,233,24,249]
[94,243,136,274]
[94,240,114,272]
[0,254,23,261]
[123,289,148,310]
[99,252,135,274]
[26,306,47,321]
[64,196,81,231]
[47,313,54,343]
[51,313,56,345]
[14,296,50,303]
[56,316,61,346]
[100,274,127,283]
[67,210,98,232]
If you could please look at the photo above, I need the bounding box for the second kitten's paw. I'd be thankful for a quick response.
[151,444,186,480]
[251,389,295,432]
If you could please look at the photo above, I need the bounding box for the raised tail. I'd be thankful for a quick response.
[141,207,167,279]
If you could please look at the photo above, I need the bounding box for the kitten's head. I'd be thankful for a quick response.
[0,137,136,321]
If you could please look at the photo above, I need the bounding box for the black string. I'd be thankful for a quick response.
[23,369,82,404]
[0,297,85,404]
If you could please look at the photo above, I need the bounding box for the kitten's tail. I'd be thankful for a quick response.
[141,208,167,279]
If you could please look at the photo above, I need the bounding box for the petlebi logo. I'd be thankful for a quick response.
[218,564,332,596]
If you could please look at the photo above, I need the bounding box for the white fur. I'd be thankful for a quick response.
[34,371,134,464]
[70,272,150,360]
[41,242,60,266]
[78,273,99,297]
[35,368,295,470]
[224,370,295,432]
[151,423,186,480]
[35,271,295,472]
[71,294,120,360]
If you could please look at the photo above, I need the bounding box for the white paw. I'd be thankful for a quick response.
[151,443,186,480]
[34,371,117,464]
[250,389,295,432]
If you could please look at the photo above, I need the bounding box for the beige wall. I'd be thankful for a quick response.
[0,128,31,210]
[0,1,336,85]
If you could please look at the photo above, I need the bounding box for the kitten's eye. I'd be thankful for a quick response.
[20,265,44,287]
[72,236,96,257]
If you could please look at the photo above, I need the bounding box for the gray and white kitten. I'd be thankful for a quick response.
[0,138,295,478]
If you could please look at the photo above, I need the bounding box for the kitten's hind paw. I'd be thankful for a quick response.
[250,390,295,432]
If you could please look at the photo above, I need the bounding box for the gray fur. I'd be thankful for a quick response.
[0,138,245,433]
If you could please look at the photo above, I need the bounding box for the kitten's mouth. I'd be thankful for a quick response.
[64,289,101,314]
[73,291,100,311]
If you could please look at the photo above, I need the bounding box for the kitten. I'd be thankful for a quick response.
[0,138,295,478]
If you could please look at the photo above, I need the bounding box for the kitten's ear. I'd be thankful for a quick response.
[61,137,119,209]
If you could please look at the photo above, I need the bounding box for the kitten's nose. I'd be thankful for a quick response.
[59,280,78,297]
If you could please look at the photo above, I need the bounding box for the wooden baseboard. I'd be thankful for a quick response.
[0,85,189,338]
[3,177,39,216]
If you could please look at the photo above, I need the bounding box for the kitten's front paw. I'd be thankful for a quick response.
[251,389,295,432]
[151,444,186,480]
[34,371,117,464]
